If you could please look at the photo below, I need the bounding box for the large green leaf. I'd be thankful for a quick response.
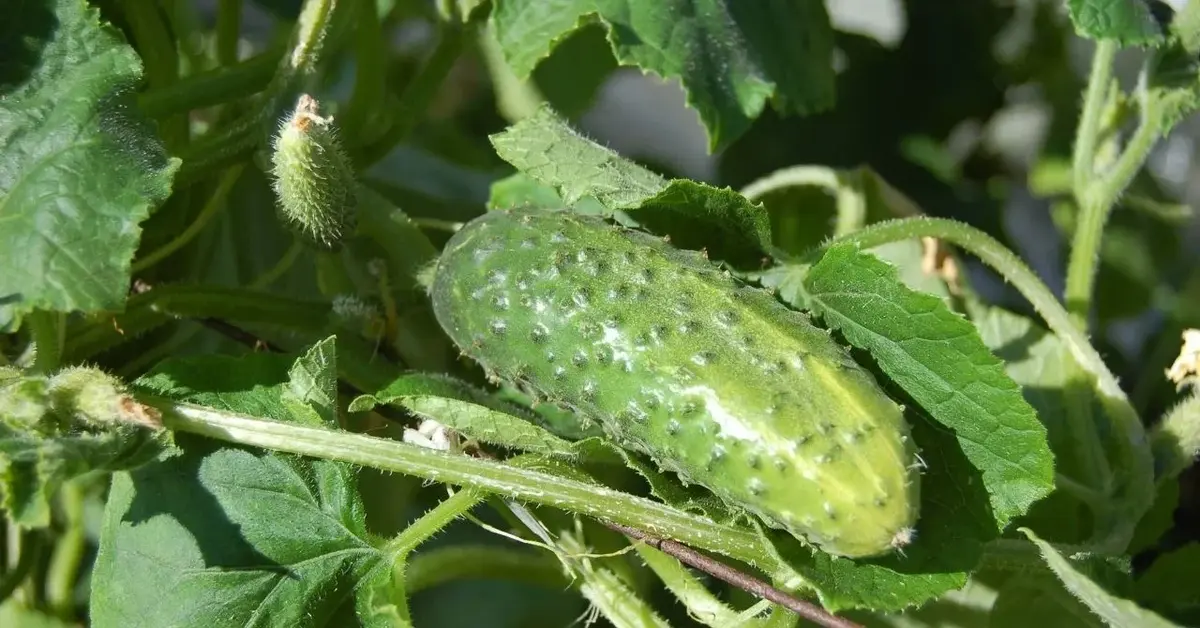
[0,0,179,326]
[804,244,1055,530]
[488,105,775,263]
[91,340,390,627]
[490,0,836,151]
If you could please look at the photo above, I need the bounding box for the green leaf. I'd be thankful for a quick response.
[1134,543,1200,616]
[283,336,340,426]
[0,367,167,527]
[1128,480,1179,554]
[758,404,998,613]
[1021,528,1180,628]
[0,0,180,325]
[1066,0,1164,45]
[990,575,1106,628]
[488,105,668,208]
[486,172,608,216]
[92,349,387,627]
[1147,0,1200,130]
[490,0,835,151]
[531,23,619,118]
[804,244,1055,529]
[348,373,578,457]
[970,303,1094,543]
[488,105,775,261]
[356,565,408,628]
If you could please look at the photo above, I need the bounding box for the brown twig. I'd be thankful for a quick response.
[604,522,864,628]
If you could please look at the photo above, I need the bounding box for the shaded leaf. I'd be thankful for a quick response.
[0,0,180,325]
[990,575,1105,628]
[1134,543,1200,616]
[92,349,385,627]
[804,244,1055,529]
[1022,528,1179,628]
[490,0,835,151]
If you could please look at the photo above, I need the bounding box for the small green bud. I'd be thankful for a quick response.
[271,94,357,251]
[47,366,161,429]
[0,371,52,430]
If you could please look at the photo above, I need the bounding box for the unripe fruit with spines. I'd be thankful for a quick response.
[430,209,921,558]
[270,94,357,251]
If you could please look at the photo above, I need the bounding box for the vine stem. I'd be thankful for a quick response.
[250,237,305,289]
[132,164,245,273]
[833,218,1122,401]
[739,165,865,236]
[1065,99,1164,328]
[380,489,486,624]
[354,20,470,167]
[0,529,41,605]
[150,398,774,566]
[1071,40,1117,202]
[46,480,87,617]
[831,217,1156,549]
[216,0,243,67]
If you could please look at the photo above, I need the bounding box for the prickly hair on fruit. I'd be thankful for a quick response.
[430,208,922,558]
[270,94,357,251]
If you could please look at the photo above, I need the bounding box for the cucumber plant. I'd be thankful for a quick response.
[2,1,1200,627]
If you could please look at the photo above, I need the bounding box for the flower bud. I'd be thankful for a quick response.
[271,94,357,250]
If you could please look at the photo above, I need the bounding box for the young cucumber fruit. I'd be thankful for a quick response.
[430,209,920,558]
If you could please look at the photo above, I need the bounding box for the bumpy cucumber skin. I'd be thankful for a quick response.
[431,209,920,558]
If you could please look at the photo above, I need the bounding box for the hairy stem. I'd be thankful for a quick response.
[27,310,64,373]
[341,0,388,146]
[1072,40,1117,200]
[381,489,485,624]
[118,0,186,148]
[1065,100,1163,327]
[152,399,774,568]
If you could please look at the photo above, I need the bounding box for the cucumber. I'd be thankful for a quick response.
[430,209,920,558]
